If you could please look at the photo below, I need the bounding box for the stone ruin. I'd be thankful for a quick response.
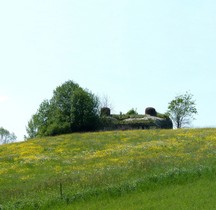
[100,107,111,116]
[100,107,173,130]
[145,107,157,116]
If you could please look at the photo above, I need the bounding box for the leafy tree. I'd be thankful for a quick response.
[26,115,38,139]
[26,80,100,138]
[26,100,51,138]
[71,88,100,131]
[46,81,80,135]
[167,92,197,128]
[0,127,17,144]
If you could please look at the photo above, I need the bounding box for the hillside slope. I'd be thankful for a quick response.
[0,129,216,209]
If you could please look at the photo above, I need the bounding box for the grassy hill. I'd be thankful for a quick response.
[1,128,216,209]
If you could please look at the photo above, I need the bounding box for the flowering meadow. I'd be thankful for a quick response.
[0,128,216,209]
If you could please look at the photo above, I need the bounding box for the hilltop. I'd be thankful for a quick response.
[1,128,216,209]
[100,107,173,130]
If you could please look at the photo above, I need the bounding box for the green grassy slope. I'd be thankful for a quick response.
[0,128,216,209]
[57,177,216,210]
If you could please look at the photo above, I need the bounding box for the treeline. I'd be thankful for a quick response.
[26,80,197,139]
[26,81,100,138]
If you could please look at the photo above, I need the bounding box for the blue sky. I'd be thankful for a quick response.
[1,0,216,140]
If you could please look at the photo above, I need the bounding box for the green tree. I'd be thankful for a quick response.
[0,127,17,144]
[26,80,100,138]
[126,108,138,116]
[26,99,51,138]
[46,81,80,135]
[26,115,38,139]
[167,92,197,128]
[71,88,100,131]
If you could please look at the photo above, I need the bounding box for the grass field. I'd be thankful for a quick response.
[0,128,216,209]
[55,177,216,210]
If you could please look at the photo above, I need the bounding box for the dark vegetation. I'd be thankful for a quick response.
[26,81,100,138]
[26,80,173,139]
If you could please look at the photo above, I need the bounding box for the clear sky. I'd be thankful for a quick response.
[1,0,216,140]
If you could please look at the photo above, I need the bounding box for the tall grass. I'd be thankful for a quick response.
[58,177,216,210]
[0,128,216,209]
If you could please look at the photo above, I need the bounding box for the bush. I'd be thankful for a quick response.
[26,81,100,138]
[126,108,138,116]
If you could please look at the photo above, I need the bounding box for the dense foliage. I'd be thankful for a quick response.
[167,92,197,128]
[26,80,180,138]
[126,108,138,116]
[26,81,100,138]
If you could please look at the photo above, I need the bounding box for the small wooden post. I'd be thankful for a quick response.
[60,182,63,199]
